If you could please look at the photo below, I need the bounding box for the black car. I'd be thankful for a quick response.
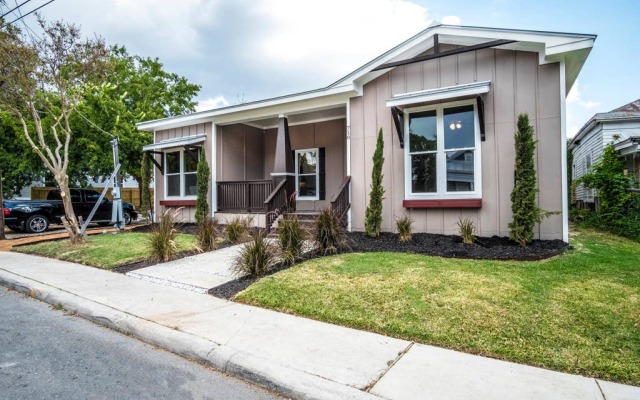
[3,189,139,233]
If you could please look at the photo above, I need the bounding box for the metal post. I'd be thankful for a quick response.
[111,137,125,230]
[0,171,5,240]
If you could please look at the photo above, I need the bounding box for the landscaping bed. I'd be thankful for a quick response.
[348,231,568,260]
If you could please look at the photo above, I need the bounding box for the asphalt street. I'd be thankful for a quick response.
[0,288,281,400]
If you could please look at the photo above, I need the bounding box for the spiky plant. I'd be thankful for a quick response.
[395,215,413,242]
[232,231,276,277]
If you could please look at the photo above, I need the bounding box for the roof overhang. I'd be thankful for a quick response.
[614,136,640,156]
[138,23,595,133]
[142,134,206,151]
[569,116,640,150]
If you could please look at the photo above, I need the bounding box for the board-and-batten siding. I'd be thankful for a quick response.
[349,48,564,240]
[154,122,213,222]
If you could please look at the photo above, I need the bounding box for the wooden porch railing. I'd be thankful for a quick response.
[264,179,287,230]
[330,175,351,226]
[217,180,273,212]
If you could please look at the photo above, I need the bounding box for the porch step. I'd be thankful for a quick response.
[288,211,320,221]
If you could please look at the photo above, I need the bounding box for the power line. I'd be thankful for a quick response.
[0,0,32,19]
[3,0,55,27]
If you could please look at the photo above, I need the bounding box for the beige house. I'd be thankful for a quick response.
[139,24,596,242]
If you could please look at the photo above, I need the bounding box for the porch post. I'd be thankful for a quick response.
[271,115,295,195]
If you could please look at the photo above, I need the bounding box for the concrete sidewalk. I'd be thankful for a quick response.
[1,252,638,400]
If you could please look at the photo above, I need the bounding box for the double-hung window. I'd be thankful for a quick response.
[295,148,319,200]
[405,100,481,200]
[165,149,199,198]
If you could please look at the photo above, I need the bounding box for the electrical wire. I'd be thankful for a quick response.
[2,0,55,27]
[0,0,32,18]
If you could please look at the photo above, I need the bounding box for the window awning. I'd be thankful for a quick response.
[142,134,206,152]
[385,81,491,108]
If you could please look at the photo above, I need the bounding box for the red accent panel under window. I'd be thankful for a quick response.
[403,199,482,208]
[159,200,196,207]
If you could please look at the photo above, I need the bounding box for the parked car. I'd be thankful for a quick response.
[3,189,139,233]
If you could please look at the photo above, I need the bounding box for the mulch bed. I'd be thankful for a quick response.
[209,231,569,300]
[348,232,569,261]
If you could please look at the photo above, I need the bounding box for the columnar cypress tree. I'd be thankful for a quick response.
[140,152,152,217]
[195,150,210,224]
[365,128,385,237]
[509,113,542,246]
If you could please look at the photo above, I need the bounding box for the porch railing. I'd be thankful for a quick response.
[330,175,351,226]
[217,180,273,213]
[264,179,287,230]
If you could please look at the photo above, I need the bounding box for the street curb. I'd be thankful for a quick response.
[0,269,381,400]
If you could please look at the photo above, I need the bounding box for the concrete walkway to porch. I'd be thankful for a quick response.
[126,243,244,294]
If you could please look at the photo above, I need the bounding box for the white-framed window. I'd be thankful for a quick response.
[165,148,199,198]
[295,148,319,200]
[404,99,482,200]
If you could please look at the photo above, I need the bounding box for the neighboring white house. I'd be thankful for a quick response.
[569,99,640,207]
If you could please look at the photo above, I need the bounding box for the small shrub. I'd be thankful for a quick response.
[224,216,251,243]
[456,217,476,245]
[195,150,210,224]
[315,208,350,254]
[278,215,305,265]
[148,210,177,262]
[197,217,218,252]
[395,215,413,242]
[232,231,276,277]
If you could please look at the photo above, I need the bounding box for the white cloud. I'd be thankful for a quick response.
[442,15,461,25]
[567,79,600,109]
[195,96,229,112]
[566,79,602,138]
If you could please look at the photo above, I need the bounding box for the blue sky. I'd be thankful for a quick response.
[4,0,639,137]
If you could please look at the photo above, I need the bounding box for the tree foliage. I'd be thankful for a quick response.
[0,18,110,243]
[365,128,385,237]
[577,143,640,241]
[69,46,201,188]
[195,150,210,224]
[509,114,553,246]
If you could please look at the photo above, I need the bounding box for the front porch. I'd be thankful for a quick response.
[213,108,351,229]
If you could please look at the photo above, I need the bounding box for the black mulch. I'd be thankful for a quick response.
[208,231,569,300]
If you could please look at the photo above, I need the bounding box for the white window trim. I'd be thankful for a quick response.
[164,148,198,200]
[295,147,320,201]
[403,99,483,200]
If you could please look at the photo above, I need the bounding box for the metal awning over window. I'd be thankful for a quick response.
[142,134,206,152]
[143,134,206,173]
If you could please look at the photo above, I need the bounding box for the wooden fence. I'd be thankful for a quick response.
[31,187,154,208]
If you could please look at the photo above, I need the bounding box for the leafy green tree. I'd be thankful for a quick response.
[579,143,635,218]
[0,110,46,198]
[195,150,210,224]
[0,18,110,243]
[365,128,385,237]
[70,46,201,189]
[509,114,553,246]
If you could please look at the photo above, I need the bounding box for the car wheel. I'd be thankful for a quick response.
[26,215,49,234]
[124,211,132,225]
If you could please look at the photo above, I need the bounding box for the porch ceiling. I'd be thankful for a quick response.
[236,106,346,130]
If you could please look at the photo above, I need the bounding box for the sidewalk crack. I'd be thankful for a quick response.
[595,379,607,400]
[364,342,414,392]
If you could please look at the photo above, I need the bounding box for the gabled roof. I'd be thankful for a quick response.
[569,99,640,149]
[138,23,596,132]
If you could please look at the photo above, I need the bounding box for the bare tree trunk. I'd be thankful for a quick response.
[57,174,83,244]
[0,171,5,241]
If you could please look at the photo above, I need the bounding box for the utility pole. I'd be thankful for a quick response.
[111,137,125,230]
[0,171,6,240]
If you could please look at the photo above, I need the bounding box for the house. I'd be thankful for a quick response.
[569,99,640,208]
[139,23,596,243]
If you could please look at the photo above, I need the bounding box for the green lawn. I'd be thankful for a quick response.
[236,227,640,385]
[15,232,198,269]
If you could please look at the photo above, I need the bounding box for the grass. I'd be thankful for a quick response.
[15,232,198,270]
[236,226,640,385]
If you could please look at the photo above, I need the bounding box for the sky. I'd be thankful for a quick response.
[3,0,639,137]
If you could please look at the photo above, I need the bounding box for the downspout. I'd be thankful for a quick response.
[559,60,569,243]
[346,99,352,231]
